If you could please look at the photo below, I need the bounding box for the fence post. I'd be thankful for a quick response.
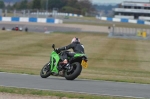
[113,24,115,36]
[37,10,39,18]
[28,10,30,17]
[14,10,16,17]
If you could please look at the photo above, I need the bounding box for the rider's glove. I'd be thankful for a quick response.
[55,48,60,52]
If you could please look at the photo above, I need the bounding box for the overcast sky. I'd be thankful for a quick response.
[92,0,150,3]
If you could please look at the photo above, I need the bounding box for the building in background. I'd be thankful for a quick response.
[113,1,150,21]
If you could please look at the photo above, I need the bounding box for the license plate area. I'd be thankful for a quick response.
[81,60,88,68]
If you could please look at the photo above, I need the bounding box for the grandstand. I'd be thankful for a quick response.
[113,1,150,21]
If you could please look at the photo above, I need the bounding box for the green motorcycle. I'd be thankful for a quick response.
[40,44,88,80]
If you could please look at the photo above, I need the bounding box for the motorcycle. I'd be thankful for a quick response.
[40,44,88,80]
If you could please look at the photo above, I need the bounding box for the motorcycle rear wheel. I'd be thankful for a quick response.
[65,62,82,80]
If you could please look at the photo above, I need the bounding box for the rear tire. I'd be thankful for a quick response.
[40,63,51,78]
[65,62,82,80]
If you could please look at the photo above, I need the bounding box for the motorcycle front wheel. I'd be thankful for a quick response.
[40,63,51,78]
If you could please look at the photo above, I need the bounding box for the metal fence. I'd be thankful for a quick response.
[3,9,83,19]
[109,26,150,39]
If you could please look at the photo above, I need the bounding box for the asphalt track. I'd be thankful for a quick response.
[0,22,80,33]
[0,72,150,98]
[0,22,108,33]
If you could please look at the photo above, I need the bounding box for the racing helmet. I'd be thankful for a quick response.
[71,37,80,43]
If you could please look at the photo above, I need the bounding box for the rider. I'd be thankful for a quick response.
[56,37,85,66]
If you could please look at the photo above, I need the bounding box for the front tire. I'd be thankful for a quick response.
[65,62,82,80]
[40,63,51,78]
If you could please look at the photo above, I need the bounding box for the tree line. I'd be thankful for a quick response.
[9,0,95,16]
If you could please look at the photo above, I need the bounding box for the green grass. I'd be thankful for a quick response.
[0,31,150,84]
[6,13,14,17]
[64,21,150,29]
[0,86,137,99]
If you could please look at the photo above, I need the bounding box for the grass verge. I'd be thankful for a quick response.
[64,21,150,29]
[0,86,137,99]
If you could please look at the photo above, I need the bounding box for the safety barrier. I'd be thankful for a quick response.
[96,16,150,25]
[0,17,63,24]
[31,12,83,17]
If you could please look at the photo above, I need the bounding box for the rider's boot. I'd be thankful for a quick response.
[60,59,71,69]
[62,59,68,64]
[60,59,68,65]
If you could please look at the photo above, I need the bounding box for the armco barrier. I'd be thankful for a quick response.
[96,16,150,25]
[0,17,63,24]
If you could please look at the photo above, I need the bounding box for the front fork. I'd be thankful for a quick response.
[47,62,50,66]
